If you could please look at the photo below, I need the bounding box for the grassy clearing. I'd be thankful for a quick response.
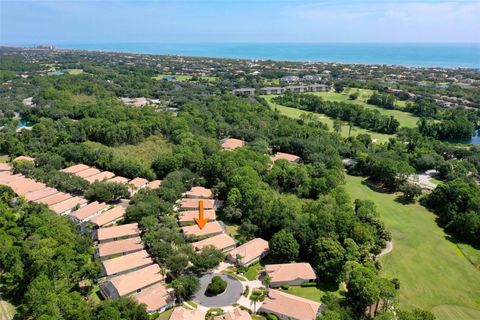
[84,135,171,165]
[263,95,393,143]
[251,316,267,320]
[66,69,84,75]
[279,283,342,302]
[311,88,419,128]
[244,262,264,281]
[0,154,8,163]
[344,175,480,320]
[156,308,173,320]
[153,74,217,82]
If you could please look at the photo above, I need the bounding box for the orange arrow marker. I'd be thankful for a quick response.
[194,199,209,229]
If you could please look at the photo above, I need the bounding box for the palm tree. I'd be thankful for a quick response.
[249,292,263,314]
[171,279,185,303]
[262,275,271,294]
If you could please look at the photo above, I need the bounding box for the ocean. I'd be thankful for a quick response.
[51,43,480,68]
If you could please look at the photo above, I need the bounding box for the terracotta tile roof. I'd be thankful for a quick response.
[132,282,174,313]
[100,264,164,297]
[271,152,301,163]
[75,167,101,178]
[181,221,224,238]
[84,171,115,184]
[35,192,72,206]
[24,187,58,201]
[227,238,269,265]
[213,308,252,320]
[179,198,215,210]
[169,307,205,320]
[69,201,109,222]
[97,236,144,258]
[7,178,46,195]
[259,290,321,320]
[185,186,214,198]
[265,263,317,284]
[192,233,236,252]
[108,176,130,184]
[221,138,246,150]
[89,206,126,227]
[178,209,216,223]
[49,196,87,215]
[61,164,91,174]
[129,177,149,188]
[146,180,162,189]
[0,163,11,171]
[101,250,153,276]
[95,223,140,242]
[0,173,23,184]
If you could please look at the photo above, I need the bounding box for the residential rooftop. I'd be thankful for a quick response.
[221,138,246,150]
[75,167,101,178]
[61,164,91,174]
[95,223,141,242]
[178,209,216,223]
[271,152,301,163]
[265,262,317,284]
[259,289,322,320]
[69,201,109,222]
[181,221,224,238]
[89,206,126,227]
[132,282,174,313]
[96,236,144,258]
[179,198,215,210]
[35,192,72,206]
[100,264,165,298]
[185,186,214,199]
[227,238,269,265]
[84,171,115,184]
[101,250,153,277]
[49,196,87,215]
[23,187,58,202]
[169,306,205,320]
[192,233,236,252]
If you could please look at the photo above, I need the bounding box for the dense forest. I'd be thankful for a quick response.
[0,49,479,320]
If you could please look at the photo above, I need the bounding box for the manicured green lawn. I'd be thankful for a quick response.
[263,95,393,143]
[245,262,264,281]
[66,69,84,75]
[344,175,480,320]
[279,283,342,302]
[251,316,267,320]
[156,308,173,320]
[311,87,419,128]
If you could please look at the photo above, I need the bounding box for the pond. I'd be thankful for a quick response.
[16,119,34,128]
[448,130,480,145]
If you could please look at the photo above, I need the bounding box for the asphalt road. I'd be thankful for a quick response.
[193,273,243,308]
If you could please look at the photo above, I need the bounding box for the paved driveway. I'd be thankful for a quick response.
[193,273,243,308]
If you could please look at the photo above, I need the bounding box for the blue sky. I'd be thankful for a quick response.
[1,0,479,44]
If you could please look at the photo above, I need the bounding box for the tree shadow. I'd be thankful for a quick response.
[393,195,414,205]
[360,179,393,194]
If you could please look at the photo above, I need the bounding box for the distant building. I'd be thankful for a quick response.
[280,75,300,84]
[221,138,246,150]
[232,88,256,96]
[271,152,301,163]
[260,87,285,95]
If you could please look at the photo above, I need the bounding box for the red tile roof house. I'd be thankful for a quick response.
[265,262,317,287]
[192,233,236,252]
[184,186,214,199]
[23,187,58,202]
[146,180,162,190]
[227,238,269,266]
[181,221,225,241]
[178,198,215,211]
[61,164,91,174]
[177,209,216,226]
[108,176,130,184]
[271,152,301,163]
[100,250,154,278]
[94,223,141,243]
[0,163,11,172]
[169,306,205,320]
[128,177,149,196]
[96,236,144,260]
[213,308,252,320]
[13,155,35,163]
[48,196,88,215]
[74,167,102,178]
[68,201,110,224]
[221,138,246,150]
[84,171,116,184]
[99,264,165,298]
[259,289,322,320]
[35,192,72,206]
[88,206,126,228]
[132,282,175,314]
[6,178,46,196]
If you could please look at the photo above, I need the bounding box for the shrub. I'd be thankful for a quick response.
[301,281,317,287]
[267,314,279,320]
[281,284,289,290]
[206,276,227,296]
